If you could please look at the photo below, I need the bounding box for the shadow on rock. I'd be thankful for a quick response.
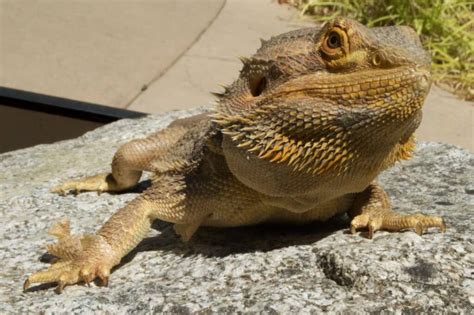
[118,215,348,268]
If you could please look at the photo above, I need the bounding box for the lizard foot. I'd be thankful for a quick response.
[24,219,118,293]
[51,173,113,196]
[350,212,446,239]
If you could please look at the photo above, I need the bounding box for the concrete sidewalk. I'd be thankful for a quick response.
[0,0,472,151]
[1,0,308,110]
[127,0,312,113]
[0,0,227,107]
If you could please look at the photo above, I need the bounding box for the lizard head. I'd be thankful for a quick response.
[314,17,431,75]
[214,17,432,175]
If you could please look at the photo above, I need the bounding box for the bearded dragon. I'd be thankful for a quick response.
[24,17,445,293]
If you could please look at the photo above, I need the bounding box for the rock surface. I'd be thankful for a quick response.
[0,110,473,314]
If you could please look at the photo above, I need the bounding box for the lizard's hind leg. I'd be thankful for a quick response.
[52,127,187,195]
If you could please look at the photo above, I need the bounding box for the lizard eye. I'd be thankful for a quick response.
[249,75,267,97]
[321,28,347,58]
[327,31,341,49]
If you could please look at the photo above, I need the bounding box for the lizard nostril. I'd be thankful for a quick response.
[419,74,431,93]
[415,67,432,93]
[372,54,382,66]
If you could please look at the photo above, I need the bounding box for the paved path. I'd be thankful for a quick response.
[127,0,312,113]
[1,0,471,151]
[1,0,226,107]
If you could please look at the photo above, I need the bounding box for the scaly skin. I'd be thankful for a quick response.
[24,18,445,293]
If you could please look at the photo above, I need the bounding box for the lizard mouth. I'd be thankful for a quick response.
[272,66,432,104]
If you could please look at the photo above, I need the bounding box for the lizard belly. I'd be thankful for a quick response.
[177,145,357,228]
[201,193,354,227]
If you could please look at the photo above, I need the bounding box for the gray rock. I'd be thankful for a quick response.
[0,109,472,314]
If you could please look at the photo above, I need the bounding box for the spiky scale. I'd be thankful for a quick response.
[239,56,251,65]
[211,91,225,98]
[270,151,283,163]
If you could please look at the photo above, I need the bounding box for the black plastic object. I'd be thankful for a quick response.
[0,87,147,153]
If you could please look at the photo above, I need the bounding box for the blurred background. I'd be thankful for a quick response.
[0,0,472,153]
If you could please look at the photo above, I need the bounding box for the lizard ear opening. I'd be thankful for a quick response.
[249,75,267,97]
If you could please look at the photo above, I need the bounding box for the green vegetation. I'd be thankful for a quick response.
[291,0,473,100]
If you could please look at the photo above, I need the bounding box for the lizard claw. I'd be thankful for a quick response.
[23,279,31,292]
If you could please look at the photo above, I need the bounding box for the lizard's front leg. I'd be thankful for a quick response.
[51,127,187,195]
[349,183,446,239]
[24,197,156,293]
